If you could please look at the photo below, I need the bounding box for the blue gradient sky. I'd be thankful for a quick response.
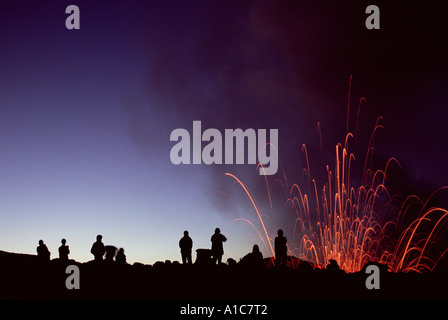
[0,2,255,264]
[0,1,447,265]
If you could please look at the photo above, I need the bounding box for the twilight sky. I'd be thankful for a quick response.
[0,1,447,264]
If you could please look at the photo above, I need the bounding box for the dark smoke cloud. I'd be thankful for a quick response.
[126,0,448,223]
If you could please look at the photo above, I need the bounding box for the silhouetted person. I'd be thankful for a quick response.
[251,244,263,261]
[58,238,70,262]
[37,240,50,261]
[211,228,227,265]
[227,258,237,266]
[240,244,264,268]
[275,229,287,268]
[105,245,117,261]
[326,259,341,272]
[179,230,193,264]
[116,248,126,264]
[91,235,105,261]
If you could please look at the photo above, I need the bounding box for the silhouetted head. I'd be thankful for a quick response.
[96,234,103,242]
[184,230,189,236]
[118,248,124,253]
[215,228,220,234]
[38,240,44,246]
[61,238,66,245]
[253,244,260,253]
[277,229,283,237]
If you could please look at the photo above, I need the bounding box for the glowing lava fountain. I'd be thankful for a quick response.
[226,117,448,273]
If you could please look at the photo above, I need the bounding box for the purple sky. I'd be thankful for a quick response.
[0,1,447,264]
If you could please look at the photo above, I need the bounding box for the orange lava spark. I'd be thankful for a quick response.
[227,119,448,273]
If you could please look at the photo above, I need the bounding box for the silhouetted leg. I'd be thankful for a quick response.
[278,255,287,268]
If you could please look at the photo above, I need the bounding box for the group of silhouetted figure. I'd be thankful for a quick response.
[91,234,127,263]
[179,227,288,267]
[37,239,71,262]
[36,235,126,264]
[36,228,289,267]
[179,227,231,265]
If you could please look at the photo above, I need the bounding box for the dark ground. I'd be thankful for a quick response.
[1,250,447,300]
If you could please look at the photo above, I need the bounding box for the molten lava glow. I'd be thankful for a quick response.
[226,118,448,273]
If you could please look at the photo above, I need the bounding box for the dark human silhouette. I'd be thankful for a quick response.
[227,258,237,267]
[240,244,264,268]
[211,228,227,265]
[326,259,342,272]
[58,238,70,262]
[91,235,105,261]
[179,230,193,264]
[116,248,126,264]
[275,229,287,268]
[297,260,314,273]
[105,245,117,261]
[36,240,50,261]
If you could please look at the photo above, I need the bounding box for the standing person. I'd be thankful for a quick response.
[211,228,227,265]
[58,238,70,262]
[37,240,51,261]
[179,230,193,264]
[90,234,105,261]
[275,229,287,268]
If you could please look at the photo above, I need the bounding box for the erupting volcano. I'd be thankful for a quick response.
[227,85,448,273]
